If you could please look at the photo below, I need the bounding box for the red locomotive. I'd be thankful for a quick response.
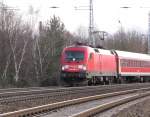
[60,44,150,86]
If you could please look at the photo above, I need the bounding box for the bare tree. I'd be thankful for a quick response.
[9,26,31,81]
[105,28,147,53]
[0,4,34,86]
[31,16,67,85]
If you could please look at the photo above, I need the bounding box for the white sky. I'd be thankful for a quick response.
[4,0,150,34]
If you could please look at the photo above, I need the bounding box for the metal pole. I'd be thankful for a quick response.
[148,12,150,54]
[89,0,95,46]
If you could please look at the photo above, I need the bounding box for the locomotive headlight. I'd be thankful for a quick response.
[83,65,86,70]
[78,65,86,70]
[62,65,69,70]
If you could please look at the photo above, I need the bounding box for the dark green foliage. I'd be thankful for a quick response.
[37,16,66,86]
[16,78,29,88]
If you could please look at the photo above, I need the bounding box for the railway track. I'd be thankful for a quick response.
[0,87,53,93]
[0,86,61,98]
[0,83,150,113]
[70,92,150,117]
[0,83,148,106]
[1,83,150,101]
[0,87,150,117]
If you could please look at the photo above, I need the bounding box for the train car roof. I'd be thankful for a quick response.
[115,50,150,60]
[63,45,150,60]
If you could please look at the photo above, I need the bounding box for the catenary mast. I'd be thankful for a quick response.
[148,12,150,54]
[89,0,95,46]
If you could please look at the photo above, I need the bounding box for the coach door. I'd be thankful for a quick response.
[99,54,102,74]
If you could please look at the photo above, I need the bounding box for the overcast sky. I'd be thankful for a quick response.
[4,0,150,34]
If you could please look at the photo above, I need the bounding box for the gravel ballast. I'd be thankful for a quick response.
[112,97,150,117]
[95,96,150,117]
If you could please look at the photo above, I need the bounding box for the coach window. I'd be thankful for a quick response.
[134,61,136,67]
[136,61,138,67]
[133,60,135,67]
[138,61,140,67]
[148,62,150,67]
[130,60,132,67]
[128,60,130,67]
[149,62,150,67]
[121,59,125,67]
[143,61,145,67]
[135,61,137,67]
[131,60,134,67]
[140,61,142,67]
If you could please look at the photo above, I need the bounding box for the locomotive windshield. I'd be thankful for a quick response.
[65,51,84,61]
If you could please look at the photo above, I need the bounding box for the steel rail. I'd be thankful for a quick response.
[0,83,149,99]
[0,86,120,104]
[0,83,150,113]
[0,87,52,93]
[0,83,147,96]
[71,92,150,117]
[0,83,150,105]
[0,87,149,117]
[0,83,149,114]
[0,83,149,115]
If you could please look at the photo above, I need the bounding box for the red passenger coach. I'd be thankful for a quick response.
[116,50,150,82]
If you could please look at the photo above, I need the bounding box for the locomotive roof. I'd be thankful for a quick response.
[65,45,89,48]
[65,45,113,55]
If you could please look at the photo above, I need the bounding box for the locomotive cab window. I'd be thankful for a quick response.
[65,51,84,61]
